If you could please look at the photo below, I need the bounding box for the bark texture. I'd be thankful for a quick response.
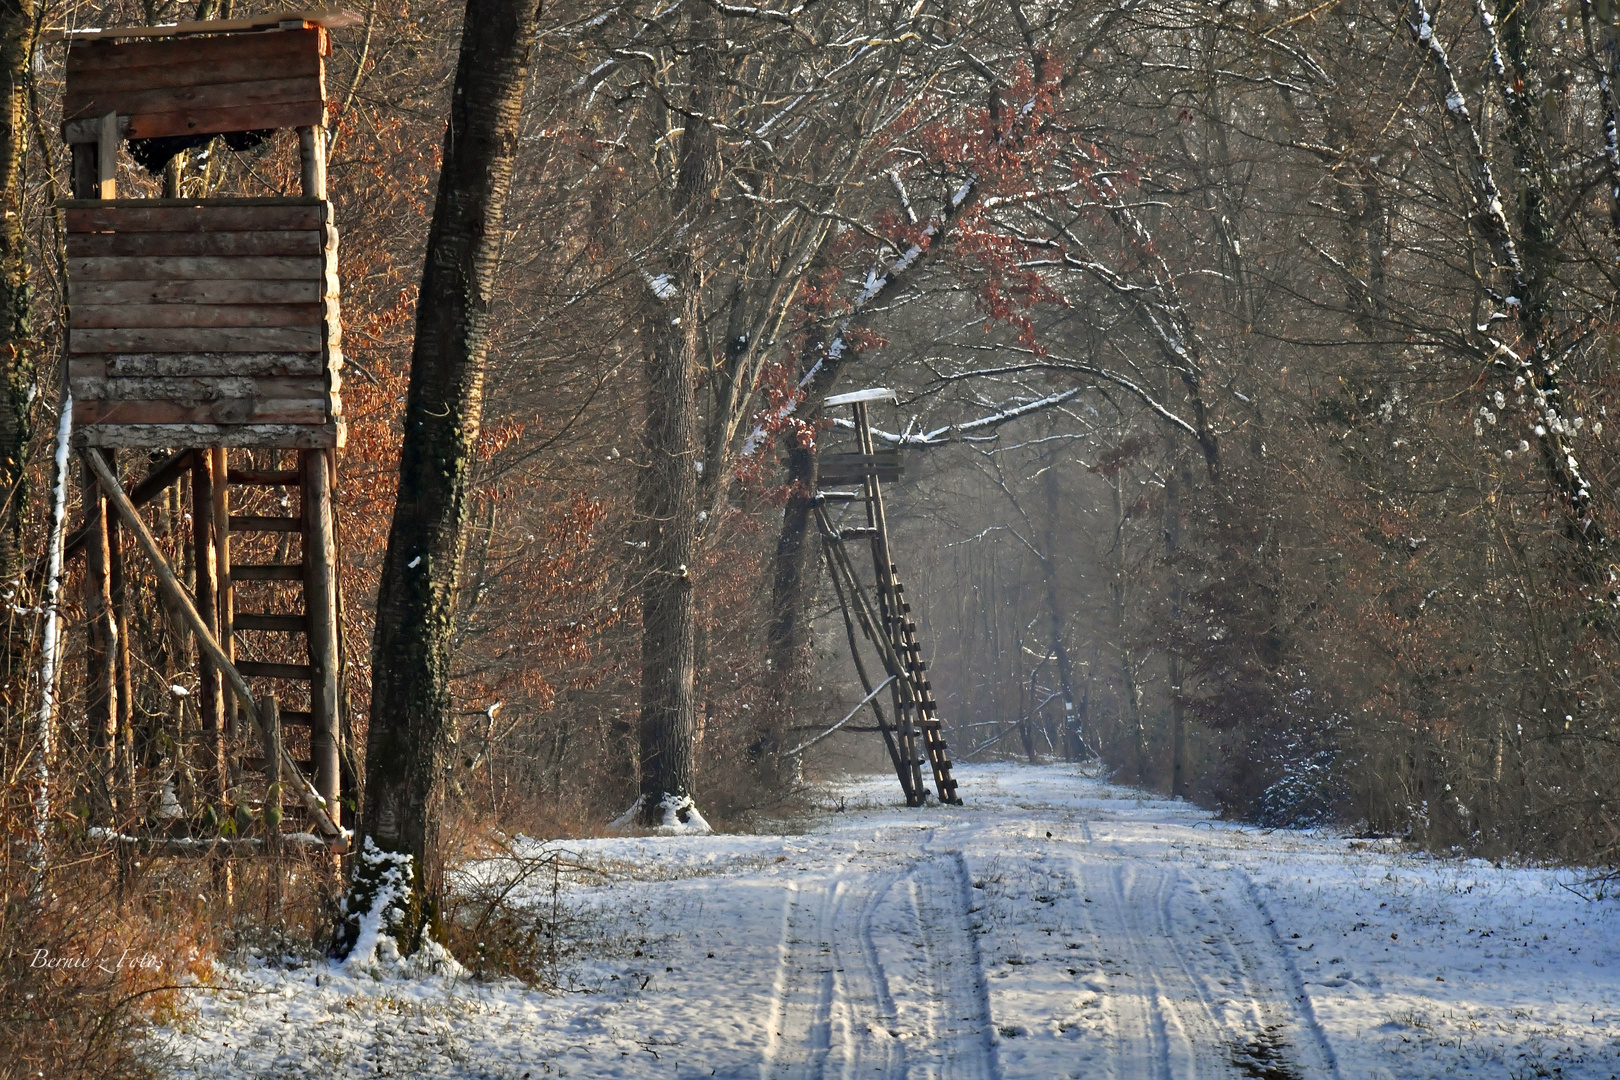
[0,0,29,562]
[759,429,819,778]
[633,12,718,826]
[345,0,539,955]
[0,0,34,716]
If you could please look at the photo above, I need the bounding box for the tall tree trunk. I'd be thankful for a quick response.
[1039,435,1078,760]
[343,0,539,957]
[759,428,819,781]
[634,12,718,827]
[0,0,35,718]
[635,280,702,824]
[1164,453,1187,798]
[0,0,31,561]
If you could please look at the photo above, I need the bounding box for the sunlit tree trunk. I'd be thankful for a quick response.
[344,0,539,956]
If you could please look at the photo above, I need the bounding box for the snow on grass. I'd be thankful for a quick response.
[155,763,1620,1078]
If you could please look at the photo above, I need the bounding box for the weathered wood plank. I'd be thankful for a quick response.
[71,353,330,378]
[68,230,328,258]
[54,12,357,44]
[75,421,344,449]
[231,566,306,583]
[65,31,321,93]
[66,202,328,233]
[72,78,317,121]
[72,302,328,329]
[71,255,325,281]
[235,660,313,679]
[62,196,327,210]
[66,76,324,125]
[71,326,330,354]
[227,468,301,485]
[75,398,329,426]
[121,102,328,141]
[70,375,328,403]
[228,517,302,535]
[70,279,329,306]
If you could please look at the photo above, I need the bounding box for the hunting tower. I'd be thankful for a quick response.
[58,10,360,853]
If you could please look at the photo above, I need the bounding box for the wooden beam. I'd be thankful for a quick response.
[298,126,327,200]
[302,448,340,808]
[95,112,117,199]
[77,421,343,449]
[48,10,361,42]
[81,453,117,821]
[89,830,345,856]
[83,449,343,839]
[59,448,191,564]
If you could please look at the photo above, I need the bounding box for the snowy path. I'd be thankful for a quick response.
[160,763,1620,1079]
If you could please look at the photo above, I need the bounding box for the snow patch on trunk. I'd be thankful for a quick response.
[340,839,463,978]
[609,793,713,835]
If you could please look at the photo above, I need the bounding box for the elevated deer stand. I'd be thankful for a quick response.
[815,388,960,806]
[55,11,360,872]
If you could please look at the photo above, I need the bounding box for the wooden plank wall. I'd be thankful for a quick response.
[63,28,326,141]
[67,198,343,448]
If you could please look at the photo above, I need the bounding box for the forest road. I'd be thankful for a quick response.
[164,762,1620,1080]
[756,784,1335,1080]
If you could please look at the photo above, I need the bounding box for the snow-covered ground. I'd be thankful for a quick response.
[157,762,1620,1078]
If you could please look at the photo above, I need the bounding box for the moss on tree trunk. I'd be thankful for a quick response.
[341,0,539,957]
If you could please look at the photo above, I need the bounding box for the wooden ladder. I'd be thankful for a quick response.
[202,448,343,825]
[816,391,960,806]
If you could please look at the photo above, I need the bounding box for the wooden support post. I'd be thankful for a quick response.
[210,448,234,735]
[298,126,327,199]
[300,449,341,810]
[822,541,913,802]
[84,451,344,842]
[851,402,924,800]
[191,451,228,818]
[96,111,118,199]
[105,451,137,815]
[81,453,117,820]
[263,693,283,912]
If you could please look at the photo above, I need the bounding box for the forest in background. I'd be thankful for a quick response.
[4,0,1620,1073]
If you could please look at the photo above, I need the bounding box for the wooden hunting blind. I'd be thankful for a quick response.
[55,10,362,860]
[815,389,959,806]
[62,13,347,447]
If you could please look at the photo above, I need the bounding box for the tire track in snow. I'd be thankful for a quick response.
[1086,858,1195,1080]
[1151,861,1340,1079]
[906,854,1001,1080]
[761,865,912,1080]
[1063,849,1339,1079]
[763,878,838,1080]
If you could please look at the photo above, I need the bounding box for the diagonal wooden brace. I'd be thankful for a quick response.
[83,449,346,844]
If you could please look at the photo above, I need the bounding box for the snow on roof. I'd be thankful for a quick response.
[824,387,897,407]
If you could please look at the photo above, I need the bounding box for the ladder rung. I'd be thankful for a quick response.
[839,527,879,538]
[228,468,300,486]
[236,660,313,680]
[234,613,306,632]
[244,756,315,774]
[232,564,304,582]
[230,515,301,533]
